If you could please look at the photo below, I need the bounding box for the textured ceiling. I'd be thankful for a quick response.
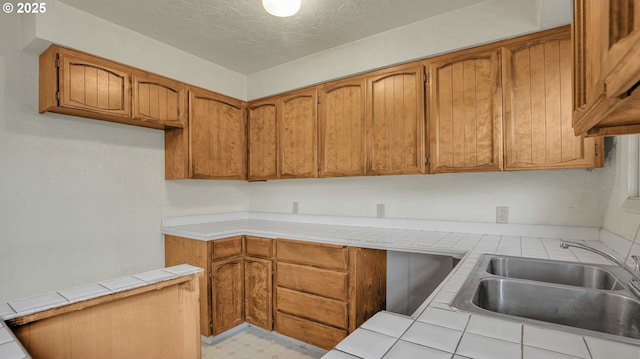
[57,0,486,74]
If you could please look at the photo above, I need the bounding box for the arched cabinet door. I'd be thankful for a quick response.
[318,77,366,177]
[58,49,131,118]
[503,28,602,170]
[427,47,503,173]
[132,73,186,128]
[365,63,426,175]
[278,88,318,179]
[211,257,244,335]
[189,88,247,179]
[248,98,278,180]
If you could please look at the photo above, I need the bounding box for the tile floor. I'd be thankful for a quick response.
[202,326,327,359]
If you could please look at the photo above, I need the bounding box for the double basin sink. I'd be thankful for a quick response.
[451,255,640,344]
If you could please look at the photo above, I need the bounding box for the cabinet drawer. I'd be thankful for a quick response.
[276,239,348,270]
[245,236,272,258]
[277,262,348,300]
[275,311,347,350]
[212,236,243,260]
[276,287,347,329]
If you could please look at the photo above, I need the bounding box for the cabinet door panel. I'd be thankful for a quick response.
[366,64,425,175]
[189,89,246,179]
[244,257,273,331]
[248,99,278,180]
[59,52,131,118]
[504,30,602,169]
[319,78,366,177]
[428,48,502,173]
[133,74,185,128]
[279,88,317,178]
[212,258,244,335]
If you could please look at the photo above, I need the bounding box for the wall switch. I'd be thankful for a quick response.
[292,201,299,214]
[496,206,509,224]
[377,204,385,218]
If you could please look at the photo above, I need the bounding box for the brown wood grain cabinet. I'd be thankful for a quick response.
[132,73,186,128]
[366,63,426,175]
[573,0,640,136]
[426,47,503,173]
[212,257,244,334]
[274,238,386,350]
[165,235,274,336]
[40,45,185,130]
[165,235,386,349]
[164,235,213,336]
[278,88,318,178]
[248,98,279,180]
[318,77,367,177]
[189,89,247,179]
[503,27,603,170]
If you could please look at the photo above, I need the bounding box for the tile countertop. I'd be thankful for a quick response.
[0,264,203,359]
[162,212,640,359]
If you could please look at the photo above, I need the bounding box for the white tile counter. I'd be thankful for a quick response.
[162,212,640,359]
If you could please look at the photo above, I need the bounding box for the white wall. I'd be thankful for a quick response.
[248,170,602,226]
[0,13,249,303]
[601,136,640,242]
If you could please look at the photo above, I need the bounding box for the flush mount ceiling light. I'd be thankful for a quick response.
[262,0,301,17]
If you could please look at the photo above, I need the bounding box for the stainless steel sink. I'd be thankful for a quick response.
[452,254,640,345]
[485,256,625,290]
[473,278,640,339]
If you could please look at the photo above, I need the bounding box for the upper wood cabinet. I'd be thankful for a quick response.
[39,45,183,130]
[278,88,318,179]
[573,0,640,136]
[189,88,247,179]
[366,64,426,175]
[318,77,366,177]
[248,98,278,180]
[132,73,186,128]
[503,27,603,170]
[426,48,503,173]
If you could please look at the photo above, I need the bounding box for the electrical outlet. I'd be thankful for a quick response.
[496,206,509,224]
[292,201,299,214]
[377,204,385,218]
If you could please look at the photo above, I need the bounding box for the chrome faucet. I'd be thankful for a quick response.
[560,241,640,300]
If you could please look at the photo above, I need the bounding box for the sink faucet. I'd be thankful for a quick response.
[560,241,640,300]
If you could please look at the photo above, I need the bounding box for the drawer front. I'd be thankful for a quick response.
[277,262,348,300]
[275,311,347,350]
[245,236,272,258]
[212,236,243,260]
[276,239,348,270]
[276,287,347,329]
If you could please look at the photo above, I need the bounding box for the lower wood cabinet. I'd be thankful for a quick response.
[165,235,386,350]
[244,256,273,330]
[274,238,386,350]
[211,257,244,335]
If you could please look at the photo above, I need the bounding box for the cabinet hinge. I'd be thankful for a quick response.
[595,143,599,157]
[55,56,60,69]
[317,96,320,105]
[208,271,212,279]
[210,321,213,330]
[424,73,429,84]
[55,91,60,102]
[425,156,430,166]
